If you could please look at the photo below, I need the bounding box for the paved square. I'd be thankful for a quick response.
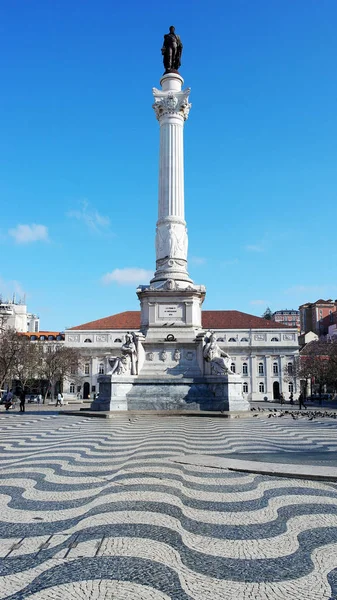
[0,413,337,599]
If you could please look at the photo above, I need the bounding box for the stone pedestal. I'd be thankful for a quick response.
[92,374,248,412]
[137,282,206,340]
[92,348,249,413]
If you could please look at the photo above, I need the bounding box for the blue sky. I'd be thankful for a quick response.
[1,0,336,331]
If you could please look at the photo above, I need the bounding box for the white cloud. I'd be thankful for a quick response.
[284,285,337,296]
[221,258,239,266]
[245,244,264,252]
[9,224,49,244]
[102,267,153,286]
[67,200,110,232]
[190,256,206,265]
[0,276,26,301]
[250,299,268,306]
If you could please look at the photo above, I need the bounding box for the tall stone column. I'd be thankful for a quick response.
[151,73,192,285]
[137,70,205,337]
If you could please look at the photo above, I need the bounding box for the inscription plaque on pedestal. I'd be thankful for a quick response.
[158,303,184,320]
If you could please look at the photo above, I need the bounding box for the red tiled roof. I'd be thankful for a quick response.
[69,310,287,331]
[18,331,65,339]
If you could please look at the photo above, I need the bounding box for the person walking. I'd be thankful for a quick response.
[56,392,63,407]
[289,392,294,405]
[5,390,13,411]
[279,392,285,406]
[19,390,26,413]
[298,392,306,409]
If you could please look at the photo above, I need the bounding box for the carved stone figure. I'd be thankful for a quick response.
[147,352,154,361]
[121,333,138,375]
[161,26,183,73]
[203,332,233,376]
[108,355,130,375]
[107,332,144,376]
[122,332,144,375]
[160,350,167,362]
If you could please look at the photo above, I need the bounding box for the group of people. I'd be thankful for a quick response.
[2,391,64,411]
[2,389,28,412]
[279,391,306,409]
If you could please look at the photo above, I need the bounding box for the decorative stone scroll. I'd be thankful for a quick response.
[68,335,80,342]
[96,334,108,342]
[283,333,295,341]
[173,349,181,361]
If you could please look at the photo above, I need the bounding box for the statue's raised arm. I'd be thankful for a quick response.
[161,26,183,74]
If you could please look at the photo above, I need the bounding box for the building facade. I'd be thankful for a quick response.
[299,299,337,337]
[65,310,299,402]
[272,309,300,331]
[0,299,39,333]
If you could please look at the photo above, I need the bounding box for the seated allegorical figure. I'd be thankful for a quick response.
[203,332,234,376]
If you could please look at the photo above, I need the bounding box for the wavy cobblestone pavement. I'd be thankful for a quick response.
[0,413,337,599]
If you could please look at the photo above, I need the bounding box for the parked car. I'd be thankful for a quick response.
[26,394,39,403]
[307,393,332,402]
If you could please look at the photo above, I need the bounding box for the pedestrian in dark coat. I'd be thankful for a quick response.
[19,390,25,413]
[298,392,306,409]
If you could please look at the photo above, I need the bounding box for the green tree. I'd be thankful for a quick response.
[262,307,273,320]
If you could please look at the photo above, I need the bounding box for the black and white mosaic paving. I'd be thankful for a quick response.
[0,413,337,599]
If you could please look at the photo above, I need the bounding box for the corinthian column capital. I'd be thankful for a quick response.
[152,87,191,121]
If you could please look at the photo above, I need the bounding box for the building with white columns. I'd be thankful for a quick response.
[65,310,299,403]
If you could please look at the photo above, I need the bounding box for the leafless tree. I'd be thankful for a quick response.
[12,337,44,393]
[0,329,23,390]
[38,345,82,402]
[299,340,337,398]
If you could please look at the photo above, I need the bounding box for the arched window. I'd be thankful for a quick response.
[258,362,264,374]
[31,335,37,341]
[273,362,278,374]
[287,362,293,375]
[69,383,75,394]
[259,382,265,393]
[56,335,63,341]
[271,337,279,342]
[243,382,248,393]
[288,382,294,393]
[230,362,236,373]
[84,338,92,343]
[114,338,122,343]
[48,335,55,341]
[84,363,90,375]
[228,337,236,342]
[98,363,105,374]
[40,335,46,341]
[242,362,248,375]
[241,337,249,342]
